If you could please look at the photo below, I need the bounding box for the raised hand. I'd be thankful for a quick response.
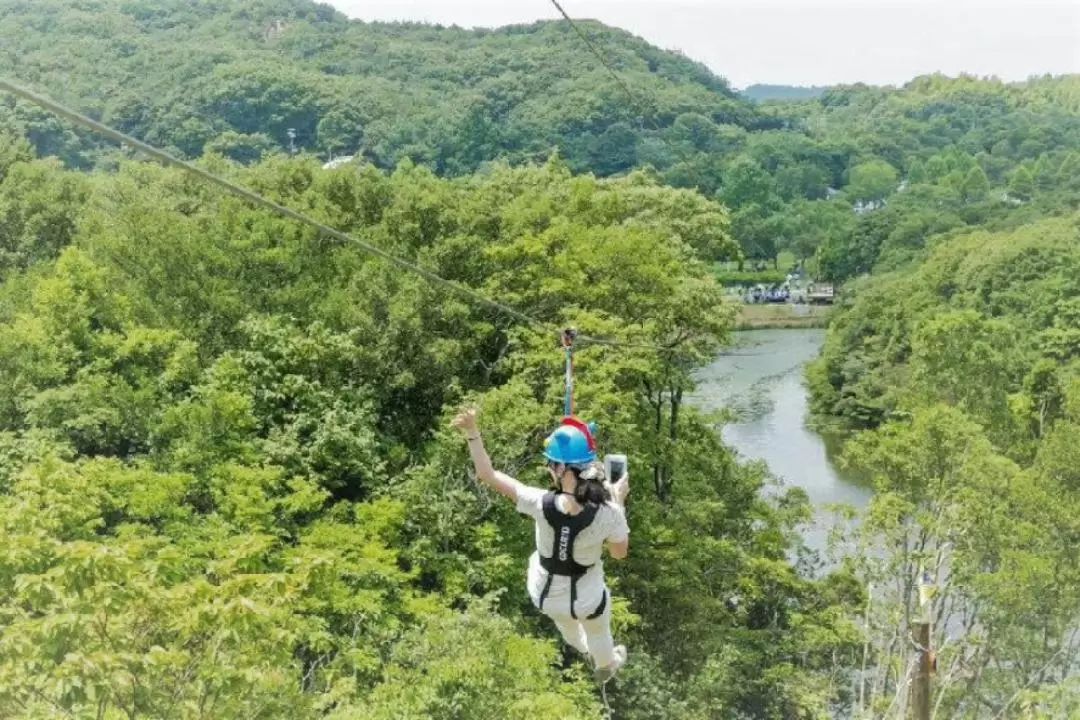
[451,405,480,436]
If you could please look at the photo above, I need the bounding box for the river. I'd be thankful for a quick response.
[689,328,873,558]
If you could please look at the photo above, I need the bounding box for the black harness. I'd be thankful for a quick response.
[536,492,608,620]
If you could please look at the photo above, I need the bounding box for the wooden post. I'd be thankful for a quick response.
[910,620,932,720]
[910,567,936,720]
[857,582,872,716]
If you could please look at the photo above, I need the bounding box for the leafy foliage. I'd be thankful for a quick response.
[808,192,1080,715]
[808,215,1080,436]
[5,0,1077,270]
[2,1,1078,714]
[0,140,859,717]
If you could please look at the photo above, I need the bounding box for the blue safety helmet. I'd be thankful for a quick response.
[543,417,598,466]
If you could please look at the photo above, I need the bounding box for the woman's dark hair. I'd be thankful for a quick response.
[570,463,611,506]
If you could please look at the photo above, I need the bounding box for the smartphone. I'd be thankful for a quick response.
[604,454,628,481]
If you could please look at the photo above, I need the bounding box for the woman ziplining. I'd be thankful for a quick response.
[451,406,631,685]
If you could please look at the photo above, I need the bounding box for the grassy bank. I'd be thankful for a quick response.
[734,303,833,329]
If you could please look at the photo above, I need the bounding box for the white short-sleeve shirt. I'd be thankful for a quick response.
[515,485,629,617]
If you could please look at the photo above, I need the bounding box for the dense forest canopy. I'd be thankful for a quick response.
[2,0,1079,268]
[803,206,1080,720]
[0,0,750,170]
[797,54,1080,720]
[1,0,1079,715]
[0,141,863,717]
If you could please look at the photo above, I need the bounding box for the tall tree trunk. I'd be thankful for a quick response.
[642,378,664,498]
[658,386,683,500]
[653,388,664,498]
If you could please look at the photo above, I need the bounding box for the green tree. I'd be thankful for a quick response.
[1055,151,1080,191]
[925,155,950,181]
[906,158,928,184]
[960,165,990,202]
[316,104,366,157]
[836,405,1080,718]
[205,130,281,164]
[0,157,89,276]
[718,154,779,209]
[1008,165,1036,200]
[718,156,784,263]
[845,159,898,203]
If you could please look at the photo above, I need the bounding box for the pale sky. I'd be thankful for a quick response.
[328,0,1080,89]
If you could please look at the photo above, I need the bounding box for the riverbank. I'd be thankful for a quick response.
[734,303,832,330]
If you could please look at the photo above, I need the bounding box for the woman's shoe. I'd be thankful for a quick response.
[594,645,627,684]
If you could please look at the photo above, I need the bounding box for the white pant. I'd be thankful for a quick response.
[541,593,616,669]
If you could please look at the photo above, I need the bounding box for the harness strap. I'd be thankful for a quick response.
[536,492,600,620]
[587,589,608,620]
[538,576,608,620]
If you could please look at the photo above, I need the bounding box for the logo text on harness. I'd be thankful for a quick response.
[558,526,571,561]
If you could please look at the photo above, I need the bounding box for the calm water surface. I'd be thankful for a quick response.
[690,328,873,554]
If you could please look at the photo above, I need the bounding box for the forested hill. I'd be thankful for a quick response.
[0,0,758,173]
[792,74,1080,280]
[1,0,1079,272]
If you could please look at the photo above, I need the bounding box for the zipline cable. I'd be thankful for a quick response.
[547,0,657,128]
[0,79,535,324]
[561,328,577,416]
[0,77,676,352]
[547,0,694,140]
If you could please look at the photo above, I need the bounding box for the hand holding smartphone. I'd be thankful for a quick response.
[604,453,629,504]
[605,453,627,481]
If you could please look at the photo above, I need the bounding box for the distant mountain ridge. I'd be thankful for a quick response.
[740,84,829,101]
[0,0,760,171]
